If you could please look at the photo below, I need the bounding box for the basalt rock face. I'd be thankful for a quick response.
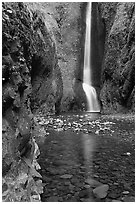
[25,2,64,113]
[48,2,135,113]
[25,3,63,114]
[27,2,86,112]
[55,3,85,111]
[34,2,135,113]
[2,2,62,201]
[99,2,135,113]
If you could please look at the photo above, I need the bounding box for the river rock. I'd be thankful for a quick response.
[122,191,130,195]
[93,184,109,199]
[85,178,102,188]
[60,174,73,179]
[122,196,135,202]
[46,196,59,202]
[84,184,91,189]
[78,189,89,198]
[112,200,122,202]
[108,192,121,199]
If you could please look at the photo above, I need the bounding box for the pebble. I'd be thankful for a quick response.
[122,152,131,156]
[60,174,73,179]
[78,189,89,198]
[113,182,119,185]
[108,192,120,199]
[112,200,122,202]
[122,191,130,195]
[80,198,94,202]
[93,174,99,178]
[84,184,91,189]
[122,196,135,202]
[95,130,100,134]
[46,196,59,202]
[64,181,71,186]
[85,178,102,188]
[93,184,109,199]
[69,184,75,191]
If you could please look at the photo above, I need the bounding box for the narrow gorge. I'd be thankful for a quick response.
[2,2,135,202]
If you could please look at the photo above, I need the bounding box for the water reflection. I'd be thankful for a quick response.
[82,133,96,176]
[81,133,97,201]
[35,112,135,201]
[37,127,97,201]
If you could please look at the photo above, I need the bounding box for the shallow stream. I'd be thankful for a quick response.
[35,113,135,202]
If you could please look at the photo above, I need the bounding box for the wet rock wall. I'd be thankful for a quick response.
[25,2,135,113]
[73,2,135,113]
[2,2,62,201]
[99,2,135,113]
[48,2,135,113]
[27,3,87,112]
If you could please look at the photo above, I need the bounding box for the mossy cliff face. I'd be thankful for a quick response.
[99,2,135,113]
[2,2,62,201]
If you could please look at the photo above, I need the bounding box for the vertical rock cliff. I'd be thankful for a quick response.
[2,2,62,201]
[99,2,135,113]
[27,3,86,112]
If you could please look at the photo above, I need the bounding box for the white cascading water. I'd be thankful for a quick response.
[82,2,100,112]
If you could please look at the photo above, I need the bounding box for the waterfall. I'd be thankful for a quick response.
[82,2,100,112]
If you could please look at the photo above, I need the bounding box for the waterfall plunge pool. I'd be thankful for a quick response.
[35,113,135,202]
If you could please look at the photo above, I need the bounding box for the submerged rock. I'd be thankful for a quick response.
[60,174,73,179]
[122,196,135,202]
[85,178,103,188]
[93,184,109,199]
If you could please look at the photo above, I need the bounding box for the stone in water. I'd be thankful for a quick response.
[93,184,109,199]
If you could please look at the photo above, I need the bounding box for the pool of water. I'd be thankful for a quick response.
[35,113,135,202]
[38,129,97,201]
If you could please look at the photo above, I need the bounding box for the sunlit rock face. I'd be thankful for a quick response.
[99,2,135,113]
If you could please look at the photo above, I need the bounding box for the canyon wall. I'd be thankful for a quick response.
[27,2,135,113]
[2,2,135,200]
[26,2,85,112]
[2,2,62,201]
[99,2,135,113]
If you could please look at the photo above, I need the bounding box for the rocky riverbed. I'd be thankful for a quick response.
[34,113,135,202]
